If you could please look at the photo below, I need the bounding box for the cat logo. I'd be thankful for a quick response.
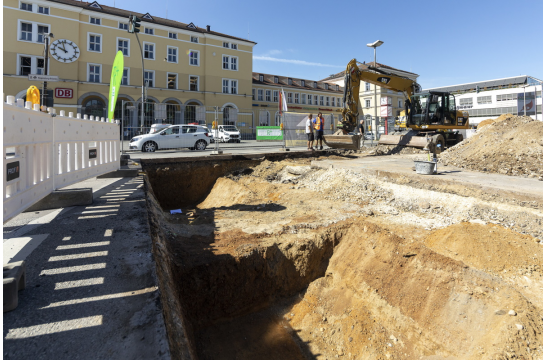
[377,77,391,84]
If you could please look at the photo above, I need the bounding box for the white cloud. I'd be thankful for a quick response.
[253,56,339,68]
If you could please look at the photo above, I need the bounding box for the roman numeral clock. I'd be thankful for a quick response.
[50,39,80,63]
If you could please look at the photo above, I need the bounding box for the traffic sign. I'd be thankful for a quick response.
[28,75,59,82]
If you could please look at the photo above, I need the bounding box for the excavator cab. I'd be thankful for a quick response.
[408,91,457,128]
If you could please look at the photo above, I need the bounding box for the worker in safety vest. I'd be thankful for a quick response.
[312,112,325,150]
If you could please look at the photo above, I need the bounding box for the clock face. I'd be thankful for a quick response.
[50,39,80,63]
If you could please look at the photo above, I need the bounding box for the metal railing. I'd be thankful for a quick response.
[3,96,120,223]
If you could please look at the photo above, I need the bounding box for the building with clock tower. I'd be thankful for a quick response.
[3,0,256,127]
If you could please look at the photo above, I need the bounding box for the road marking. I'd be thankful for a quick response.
[104,229,114,237]
[5,316,103,339]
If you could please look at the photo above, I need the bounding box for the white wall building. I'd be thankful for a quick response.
[425,76,542,126]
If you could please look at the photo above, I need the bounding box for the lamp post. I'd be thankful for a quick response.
[42,32,54,108]
[367,40,383,142]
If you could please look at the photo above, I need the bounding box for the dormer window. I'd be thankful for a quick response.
[274,76,278,83]
[301,80,305,87]
[288,78,292,85]
[313,82,317,88]
[259,74,264,82]
[325,84,329,90]
[336,85,339,91]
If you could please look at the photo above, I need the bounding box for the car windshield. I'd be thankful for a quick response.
[222,126,237,132]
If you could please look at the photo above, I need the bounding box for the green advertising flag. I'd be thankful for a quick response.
[108,51,124,122]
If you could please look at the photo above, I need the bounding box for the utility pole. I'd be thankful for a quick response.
[42,33,54,108]
[366,40,383,142]
[128,15,145,131]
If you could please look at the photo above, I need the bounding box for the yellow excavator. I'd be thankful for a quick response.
[324,59,470,152]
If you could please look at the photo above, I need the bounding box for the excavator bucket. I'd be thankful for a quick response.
[323,134,361,150]
[377,134,429,149]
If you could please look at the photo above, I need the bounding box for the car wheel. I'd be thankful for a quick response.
[142,141,157,152]
[237,139,241,143]
[195,140,207,151]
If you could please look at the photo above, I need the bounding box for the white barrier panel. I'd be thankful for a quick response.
[3,99,120,223]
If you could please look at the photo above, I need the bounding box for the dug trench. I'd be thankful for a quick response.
[142,153,543,360]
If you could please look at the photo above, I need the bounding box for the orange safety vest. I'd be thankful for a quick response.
[314,117,324,130]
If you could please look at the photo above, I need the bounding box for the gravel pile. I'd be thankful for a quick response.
[440,114,543,179]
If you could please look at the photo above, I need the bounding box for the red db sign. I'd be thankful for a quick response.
[55,88,73,98]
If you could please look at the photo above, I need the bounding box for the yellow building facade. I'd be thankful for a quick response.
[3,0,256,127]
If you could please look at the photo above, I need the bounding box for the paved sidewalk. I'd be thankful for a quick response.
[3,176,169,360]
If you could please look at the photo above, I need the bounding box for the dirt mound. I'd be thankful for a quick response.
[477,118,495,129]
[371,144,426,155]
[440,114,543,178]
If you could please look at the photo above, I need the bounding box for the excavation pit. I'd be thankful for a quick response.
[142,153,543,360]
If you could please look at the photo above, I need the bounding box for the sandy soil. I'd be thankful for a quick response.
[161,157,542,359]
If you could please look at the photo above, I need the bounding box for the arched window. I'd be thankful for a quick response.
[165,101,181,124]
[223,106,236,125]
[83,98,105,118]
[184,102,199,123]
[138,99,155,128]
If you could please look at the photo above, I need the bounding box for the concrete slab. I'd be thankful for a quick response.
[25,189,93,212]
[3,234,49,264]
[312,155,543,205]
[3,261,26,312]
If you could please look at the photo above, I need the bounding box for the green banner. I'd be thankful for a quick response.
[108,51,124,122]
[256,126,283,141]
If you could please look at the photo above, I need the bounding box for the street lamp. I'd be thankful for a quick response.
[367,40,383,141]
[42,32,54,108]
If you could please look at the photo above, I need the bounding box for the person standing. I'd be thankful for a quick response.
[357,119,365,148]
[313,112,325,150]
[305,114,315,151]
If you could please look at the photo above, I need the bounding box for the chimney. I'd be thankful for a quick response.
[206,25,210,32]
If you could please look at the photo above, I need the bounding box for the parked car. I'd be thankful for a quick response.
[200,125,214,143]
[364,132,375,140]
[214,125,241,143]
[149,123,172,134]
[129,125,210,152]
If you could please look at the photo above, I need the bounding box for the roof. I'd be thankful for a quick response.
[46,0,257,44]
[321,61,418,81]
[252,73,343,93]
[424,75,542,93]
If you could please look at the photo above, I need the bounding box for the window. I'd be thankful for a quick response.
[398,100,403,108]
[89,34,101,52]
[169,32,177,39]
[18,55,44,76]
[266,90,271,102]
[143,42,154,59]
[222,79,238,94]
[88,64,101,83]
[320,96,324,106]
[313,82,317,89]
[301,93,306,104]
[326,97,330,106]
[337,98,341,107]
[459,98,473,106]
[258,89,263,101]
[117,38,129,56]
[144,71,153,87]
[273,91,279,102]
[20,2,32,11]
[38,6,49,14]
[223,55,237,70]
[336,85,339,91]
[295,93,299,104]
[365,99,371,108]
[288,78,292,85]
[121,68,129,85]
[325,84,329,90]
[252,89,255,100]
[496,94,517,101]
[308,94,312,104]
[119,22,128,30]
[301,80,305,87]
[167,73,177,89]
[223,42,229,48]
[189,50,199,66]
[144,28,154,35]
[167,46,177,63]
[20,22,32,41]
[274,76,278,83]
[365,82,370,91]
[287,93,293,103]
[90,17,101,25]
[231,43,237,50]
[37,25,49,43]
[191,36,198,43]
[314,95,318,105]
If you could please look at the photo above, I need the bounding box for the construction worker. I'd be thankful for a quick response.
[313,112,325,150]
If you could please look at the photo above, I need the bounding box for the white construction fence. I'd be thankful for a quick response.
[3,95,120,223]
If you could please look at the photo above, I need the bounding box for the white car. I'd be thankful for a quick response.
[129,125,210,152]
[214,125,241,143]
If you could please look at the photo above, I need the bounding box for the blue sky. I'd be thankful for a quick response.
[115,0,543,88]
